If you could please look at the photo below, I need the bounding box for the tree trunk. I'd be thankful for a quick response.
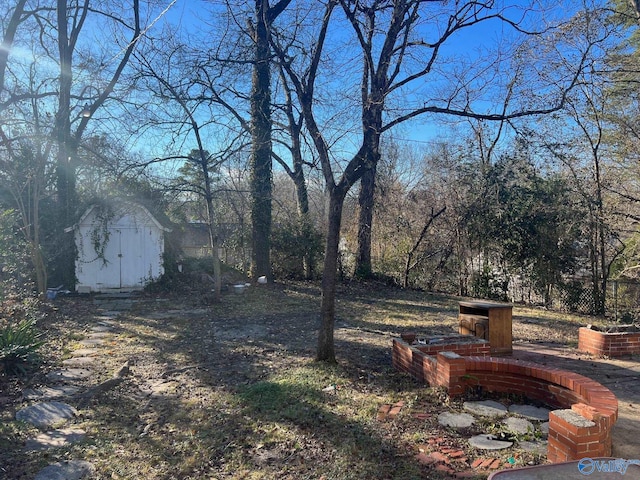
[292,167,314,279]
[317,189,346,363]
[250,0,273,282]
[31,191,47,294]
[402,206,446,288]
[595,175,607,316]
[355,160,377,278]
[55,0,77,290]
[204,177,221,301]
[0,0,28,96]
[29,241,47,295]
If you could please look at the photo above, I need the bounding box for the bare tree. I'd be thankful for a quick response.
[0,1,144,292]
[273,0,607,362]
[0,115,53,293]
[54,0,142,289]
[131,31,253,298]
[248,0,293,281]
[403,206,446,288]
[532,90,624,313]
[0,0,29,103]
[271,62,319,278]
[352,0,602,279]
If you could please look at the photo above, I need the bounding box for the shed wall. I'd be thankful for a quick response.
[74,206,165,292]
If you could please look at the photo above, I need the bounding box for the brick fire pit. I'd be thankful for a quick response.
[392,336,618,463]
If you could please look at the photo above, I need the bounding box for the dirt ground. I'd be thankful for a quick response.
[2,280,640,479]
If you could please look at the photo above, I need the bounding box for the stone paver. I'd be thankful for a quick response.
[95,317,118,325]
[34,460,95,480]
[16,401,77,428]
[468,434,513,450]
[438,411,475,429]
[23,385,81,400]
[518,440,548,455]
[539,422,549,436]
[46,368,92,382]
[86,331,111,339]
[25,428,86,451]
[90,325,112,332]
[508,404,550,421]
[503,417,534,435]
[95,305,129,314]
[78,338,105,347]
[463,400,508,418]
[62,356,95,368]
[70,348,100,357]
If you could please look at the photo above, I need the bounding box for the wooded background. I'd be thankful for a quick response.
[2,0,640,361]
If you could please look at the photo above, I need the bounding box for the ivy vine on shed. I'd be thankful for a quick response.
[89,203,116,267]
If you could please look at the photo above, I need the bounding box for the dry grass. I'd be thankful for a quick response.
[0,280,605,479]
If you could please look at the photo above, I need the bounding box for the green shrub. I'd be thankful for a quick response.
[0,318,43,375]
[470,265,508,301]
[0,209,33,298]
[271,219,323,279]
[618,310,636,325]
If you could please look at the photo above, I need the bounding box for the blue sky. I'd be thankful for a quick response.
[130,0,602,166]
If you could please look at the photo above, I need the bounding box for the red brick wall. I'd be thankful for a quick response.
[415,339,490,357]
[578,326,640,357]
[391,338,618,462]
[548,403,614,462]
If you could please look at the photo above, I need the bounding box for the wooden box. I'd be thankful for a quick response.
[459,300,512,355]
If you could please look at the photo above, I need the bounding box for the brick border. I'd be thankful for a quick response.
[578,325,640,357]
[392,339,618,462]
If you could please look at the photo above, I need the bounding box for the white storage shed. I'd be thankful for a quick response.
[67,202,171,293]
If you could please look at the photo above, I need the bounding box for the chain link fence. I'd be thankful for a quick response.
[607,280,640,323]
[508,276,640,319]
[553,281,598,315]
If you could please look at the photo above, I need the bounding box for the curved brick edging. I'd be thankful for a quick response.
[392,339,618,463]
[578,325,640,357]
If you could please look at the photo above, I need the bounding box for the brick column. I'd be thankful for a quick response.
[435,351,467,396]
[548,404,611,462]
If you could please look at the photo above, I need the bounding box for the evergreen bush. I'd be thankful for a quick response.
[0,317,43,375]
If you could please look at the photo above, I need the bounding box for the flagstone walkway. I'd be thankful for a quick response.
[14,293,136,480]
[378,397,549,477]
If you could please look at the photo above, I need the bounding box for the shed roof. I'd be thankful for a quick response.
[64,200,172,233]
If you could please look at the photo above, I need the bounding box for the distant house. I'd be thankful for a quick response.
[175,222,249,269]
[66,201,171,293]
[179,223,213,258]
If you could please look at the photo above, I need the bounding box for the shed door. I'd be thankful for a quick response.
[97,227,146,289]
[114,227,146,289]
